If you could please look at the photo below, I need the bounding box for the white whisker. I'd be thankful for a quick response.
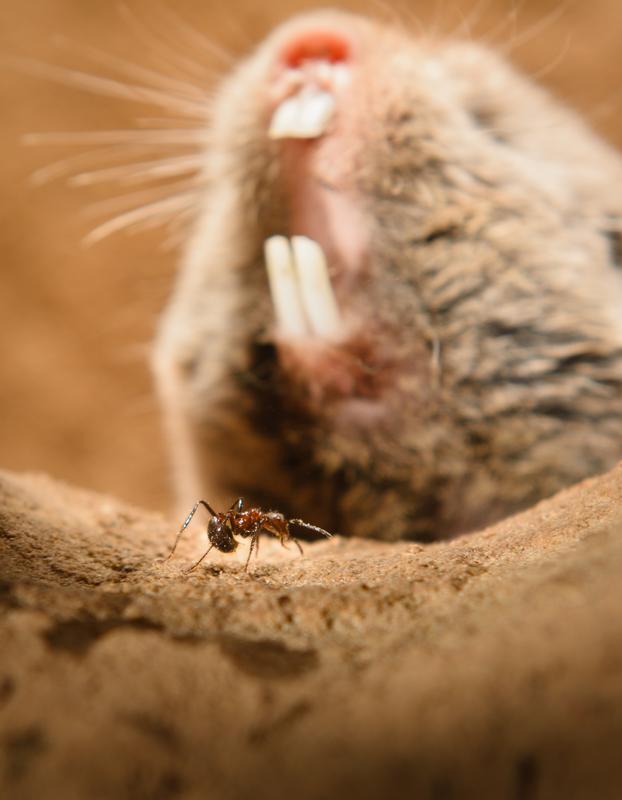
[133,116,205,129]
[528,33,572,82]
[365,0,427,38]
[84,188,201,244]
[149,4,236,66]
[161,216,195,250]
[118,3,227,79]
[115,204,194,237]
[498,3,568,55]
[23,129,206,146]
[84,180,201,217]
[50,37,211,102]
[426,0,450,41]
[29,145,142,185]
[17,4,216,246]
[14,58,208,118]
[480,1,521,48]
[446,0,491,40]
[68,155,203,187]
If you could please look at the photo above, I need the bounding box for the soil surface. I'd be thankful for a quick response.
[1,464,622,799]
[2,0,622,511]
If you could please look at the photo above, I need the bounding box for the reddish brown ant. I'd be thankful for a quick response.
[166,497,332,572]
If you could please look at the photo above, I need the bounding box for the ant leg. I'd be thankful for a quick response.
[244,535,257,572]
[283,522,304,557]
[242,522,261,571]
[186,544,214,573]
[261,517,288,547]
[167,500,217,560]
[230,498,244,513]
[289,519,332,538]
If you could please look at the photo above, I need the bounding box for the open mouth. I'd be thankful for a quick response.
[255,23,384,406]
[262,30,354,333]
[262,229,394,408]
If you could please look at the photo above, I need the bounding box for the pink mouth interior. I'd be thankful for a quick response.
[271,23,369,281]
[267,22,388,407]
[279,28,352,68]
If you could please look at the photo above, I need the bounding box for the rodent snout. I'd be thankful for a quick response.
[278,27,352,68]
[268,21,354,141]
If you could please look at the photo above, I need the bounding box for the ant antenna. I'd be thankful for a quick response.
[166,499,217,560]
[199,500,218,517]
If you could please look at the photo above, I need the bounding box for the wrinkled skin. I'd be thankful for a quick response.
[154,11,622,541]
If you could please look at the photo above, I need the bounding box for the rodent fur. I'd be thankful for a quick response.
[154,11,622,541]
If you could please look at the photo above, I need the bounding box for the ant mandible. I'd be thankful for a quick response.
[166,497,332,572]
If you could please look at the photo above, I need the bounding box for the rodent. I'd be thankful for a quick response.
[153,9,622,542]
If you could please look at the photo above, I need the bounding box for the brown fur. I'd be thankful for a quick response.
[154,11,622,541]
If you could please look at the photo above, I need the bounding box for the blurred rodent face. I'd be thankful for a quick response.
[155,11,622,540]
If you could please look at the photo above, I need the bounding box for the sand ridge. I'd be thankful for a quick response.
[1,465,621,798]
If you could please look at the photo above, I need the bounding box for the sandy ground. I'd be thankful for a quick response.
[1,463,622,798]
[1,0,622,511]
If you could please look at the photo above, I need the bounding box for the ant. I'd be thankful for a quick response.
[166,497,332,572]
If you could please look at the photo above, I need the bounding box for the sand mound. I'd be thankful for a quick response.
[1,465,622,799]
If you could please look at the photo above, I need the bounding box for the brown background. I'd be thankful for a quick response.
[1,0,621,513]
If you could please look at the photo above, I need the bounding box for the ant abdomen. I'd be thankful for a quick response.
[208,517,237,553]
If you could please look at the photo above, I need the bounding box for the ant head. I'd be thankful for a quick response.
[208,516,238,553]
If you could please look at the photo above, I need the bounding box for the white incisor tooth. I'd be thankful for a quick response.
[264,236,309,337]
[291,236,342,339]
[269,88,335,140]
